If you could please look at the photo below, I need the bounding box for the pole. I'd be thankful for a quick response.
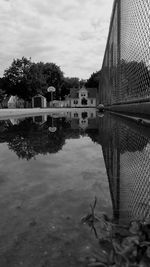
[51,91,53,107]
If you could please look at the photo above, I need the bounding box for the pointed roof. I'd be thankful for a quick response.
[70,87,97,98]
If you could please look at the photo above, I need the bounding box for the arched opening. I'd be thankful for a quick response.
[82,112,88,119]
[81,98,87,105]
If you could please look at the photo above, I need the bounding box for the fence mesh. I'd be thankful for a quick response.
[99,0,150,106]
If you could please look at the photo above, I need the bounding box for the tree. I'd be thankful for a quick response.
[60,77,80,99]
[0,78,3,88]
[0,78,5,104]
[2,59,65,101]
[79,79,86,87]
[85,70,101,88]
[26,62,47,98]
[42,62,64,100]
[2,57,82,101]
[3,57,33,100]
[22,62,64,100]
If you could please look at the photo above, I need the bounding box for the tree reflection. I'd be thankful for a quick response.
[0,117,81,160]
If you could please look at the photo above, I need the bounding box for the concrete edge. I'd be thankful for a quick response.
[105,102,150,118]
[109,111,150,128]
[0,107,96,120]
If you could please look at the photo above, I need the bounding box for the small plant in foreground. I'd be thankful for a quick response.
[81,198,150,267]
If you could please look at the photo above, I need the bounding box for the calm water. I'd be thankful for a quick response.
[0,109,150,266]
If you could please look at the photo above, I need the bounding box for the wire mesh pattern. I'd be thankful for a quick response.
[98,114,150,223]
[119,129,150,223]
[99,0,150,106]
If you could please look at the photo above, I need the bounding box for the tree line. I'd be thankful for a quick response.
[0,57,101,102]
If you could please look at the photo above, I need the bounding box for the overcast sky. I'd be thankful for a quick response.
[0,0,114,79]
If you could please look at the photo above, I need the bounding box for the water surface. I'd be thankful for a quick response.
[0,110,111,267]
[0,110,150,266]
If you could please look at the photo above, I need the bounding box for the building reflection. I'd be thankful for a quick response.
[33,115,47,125]
[1,110,150,225]
[0,109,98,160]
[97,113,150,224]
[16,109,98,130]
[65,109,98,130]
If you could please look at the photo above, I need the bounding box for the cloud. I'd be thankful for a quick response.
[0,0,114,78]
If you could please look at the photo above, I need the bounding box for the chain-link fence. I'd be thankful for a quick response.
[99,0,150,106]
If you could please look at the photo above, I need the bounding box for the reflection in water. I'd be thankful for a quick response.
[83,113,150,266]
[0,109,107,267]
[0,110,150,225]
[0,117,67,160]
[97,113,150,224]
[83,198,150,266]
[0,109,98,160]
[1,110,150,266]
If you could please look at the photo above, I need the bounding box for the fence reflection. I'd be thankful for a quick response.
[97,113,150,224]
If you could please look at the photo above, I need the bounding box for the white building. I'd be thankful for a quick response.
[69,86,97,108]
